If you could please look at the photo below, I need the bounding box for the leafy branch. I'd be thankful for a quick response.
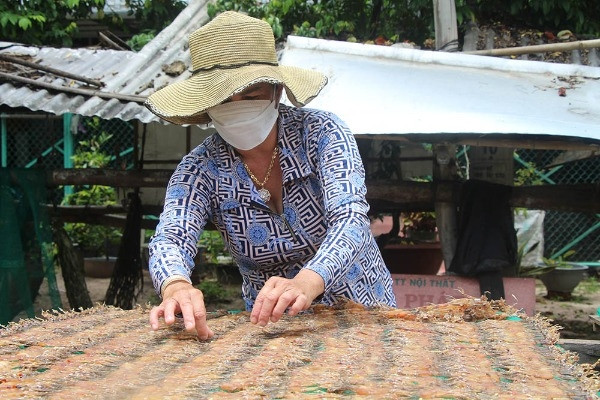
[0,0,106,46]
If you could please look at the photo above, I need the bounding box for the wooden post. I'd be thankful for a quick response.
[433,0,458,52]
[433,144,458,270]
[432,0,459,268]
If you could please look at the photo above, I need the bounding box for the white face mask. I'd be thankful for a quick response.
[208,99,279,150]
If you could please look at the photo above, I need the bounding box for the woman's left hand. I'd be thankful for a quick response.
[250,269,324,326]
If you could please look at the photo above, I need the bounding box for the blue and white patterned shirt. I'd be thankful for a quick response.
[149,104,397,310]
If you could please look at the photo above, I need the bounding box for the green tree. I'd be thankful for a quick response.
[126,0,187,32]
[3,1,598,49]
[0,0,106,46]
[208,0,600,46]
[208,0,435,44]
[125,0,188,51]
[462,0,600,36]
[0,0,188,49]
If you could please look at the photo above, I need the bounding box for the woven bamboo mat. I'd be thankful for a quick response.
[1,298,598,399]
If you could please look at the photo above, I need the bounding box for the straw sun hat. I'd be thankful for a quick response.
[144,11,328,125]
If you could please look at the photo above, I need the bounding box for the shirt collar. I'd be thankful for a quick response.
[277,105,314,184]
[214,104,314,202]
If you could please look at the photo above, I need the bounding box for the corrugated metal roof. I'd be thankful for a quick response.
[281,36,600,143]
[0,0,208,124]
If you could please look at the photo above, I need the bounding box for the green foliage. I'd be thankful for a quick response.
[0,0,106,46]
[514,160,544,187]
[126,0,187,31]
[542,249,578,269]
[124,0,186,49]
[456,0,600,36]
[195,280,234,304]
[3,0,598,49]
[516,264,554,278]
[71,132,113,169]
[0,0,185,48]
[198,230,227,263]
[401,211,437,234]
[126,30,155,51]
[208,0,435,44]
[515,240,555,277]
[62,118,121,257]
[209,0,599,45]
[517,248,581,280]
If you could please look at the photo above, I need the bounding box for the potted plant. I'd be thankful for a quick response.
[194,230,240,284]
[537,250,588,300]
[398,174,439,243]
[362,141,442,274]
[376,210,443,275]
[401,211,438,243]
[62,130,122,278]
[64,220,121,278]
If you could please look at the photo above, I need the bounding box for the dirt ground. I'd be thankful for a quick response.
[534,277,600,340]
[10,267,246,324]
[11,268,600,343]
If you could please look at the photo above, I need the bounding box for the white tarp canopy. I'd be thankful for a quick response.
[281,36,600,143]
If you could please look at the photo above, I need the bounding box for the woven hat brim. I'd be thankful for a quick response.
[145,65,327,125]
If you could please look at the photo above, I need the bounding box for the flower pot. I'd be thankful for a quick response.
[84,257,117,279]
[539,263,588,299]
[405,231,439,243]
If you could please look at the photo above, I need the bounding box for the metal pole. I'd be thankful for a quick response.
[63,113,73,197]
[25,138,65,168]
[1,115,7,167]
[550,216,600,260]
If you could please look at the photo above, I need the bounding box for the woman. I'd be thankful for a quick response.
[145,11,396,340]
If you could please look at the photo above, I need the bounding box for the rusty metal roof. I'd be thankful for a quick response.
[0,0,208,123]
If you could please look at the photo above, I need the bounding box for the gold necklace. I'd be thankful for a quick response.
[243,146,279,202]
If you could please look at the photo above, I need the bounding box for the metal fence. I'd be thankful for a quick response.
[74,115,136,170]
[2,114,64,169]
[2,114,597,261]
[453,147,599,262]
[516,149,600,262]
[2,114,135,169]
[1,113,135,203]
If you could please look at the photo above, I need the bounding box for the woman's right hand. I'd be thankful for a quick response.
[149,281,214,340]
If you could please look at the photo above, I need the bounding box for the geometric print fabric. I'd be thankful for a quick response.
[149,105,397,310]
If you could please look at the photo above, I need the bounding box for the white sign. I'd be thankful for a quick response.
[469,146,514,185]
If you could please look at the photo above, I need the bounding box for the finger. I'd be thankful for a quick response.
[163,298,180,325]
[149,306,164,330]
[190,290,213,340]
[178,297,197,332]
[287,294,309,317]
[250,278,279,324]
[250,296,263,325]
[270,289,296,323]
[257,287,287,327]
